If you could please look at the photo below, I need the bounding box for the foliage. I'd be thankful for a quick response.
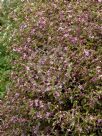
[0,0,102,135]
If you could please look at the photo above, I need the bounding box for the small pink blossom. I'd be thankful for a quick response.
[36,112,42,119]
[70,37,78,44]
[29,101,34,108]
[98,75,102,80]
[78,85,84,90]
[39,101,44,108]
[38,17,46,29]
[96,66,101,74]
[54,91,60,98]
[30,29,35,35]
[15,93,19,98]
[46,112,51,118]
[26,66,30,71]
[84,49,90,57]
[34,99,39,107]
[97,0,102,2]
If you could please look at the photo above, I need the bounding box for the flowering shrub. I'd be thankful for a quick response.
[0,0,102,135]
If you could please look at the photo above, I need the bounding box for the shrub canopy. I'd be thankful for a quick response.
[0,0,102,135]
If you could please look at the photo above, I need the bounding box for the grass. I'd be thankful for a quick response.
[0,0,18,98]
[0,1,11,98]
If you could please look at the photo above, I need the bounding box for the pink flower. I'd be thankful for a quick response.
[34,99,39,107]
[54,91,60,98]
[98,75,102,80]
[15,93,19,98]
[26,66,30,71]
[36,112,42,119]
[30,29,35,35]
[84,49,90,57]
[96,66,101,74]
[39,101,44,108]
[78,85,84,90]
[97,0,102,2]
[45,112,51,118]
[29,101,34,108]
[38,17,46,29]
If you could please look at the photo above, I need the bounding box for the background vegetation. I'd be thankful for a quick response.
[0,0,12,98]
[0,0,102,135]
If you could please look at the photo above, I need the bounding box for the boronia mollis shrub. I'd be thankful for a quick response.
[0,0,102,136]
